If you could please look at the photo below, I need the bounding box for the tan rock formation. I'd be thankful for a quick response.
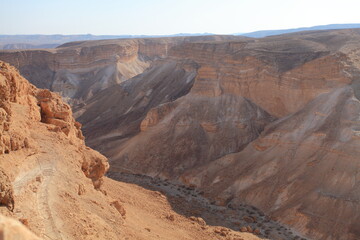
[0,169,14,211]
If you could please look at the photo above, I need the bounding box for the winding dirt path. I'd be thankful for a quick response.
[13,142,63,240]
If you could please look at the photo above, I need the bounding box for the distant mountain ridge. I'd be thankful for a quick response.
[1,24,360,50]
[0,33,214,49]
[238,23,360,38]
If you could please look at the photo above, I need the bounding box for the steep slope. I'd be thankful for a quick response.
[0,60,262,240]
[75,59,198,155]
[180,86,360,240]
[110,93,275,178]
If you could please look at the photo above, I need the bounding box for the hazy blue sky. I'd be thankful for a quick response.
[1,0,360,35]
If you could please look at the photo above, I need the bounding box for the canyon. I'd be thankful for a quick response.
[1,29,360,239]
[0,60,263,240]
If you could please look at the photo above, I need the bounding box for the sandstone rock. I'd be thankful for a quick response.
[0,169,14,211]
[196,217,206,226]
[214,227,230,237]
[35,176,42,183]
[81,148,109,189]
[243,216,255,223]
[110,200,126,218]
[166,214,175,221]
[37,89,83,139]
[240,227,247,232]
[78,184,86,195]
[188,216,206,226]
[19,218,29,227]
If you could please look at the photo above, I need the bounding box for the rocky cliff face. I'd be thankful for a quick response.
[168,34,352,118]
[0,61,108,187]
[0,36,240,105]
[0,61,118,239]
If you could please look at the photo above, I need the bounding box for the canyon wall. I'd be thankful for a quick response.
[0,36,240,105]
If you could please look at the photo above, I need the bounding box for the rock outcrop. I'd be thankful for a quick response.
[0,169,14,211]
[0,61,115,239]
[0,61,108,189]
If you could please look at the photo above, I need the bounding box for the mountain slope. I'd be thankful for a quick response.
[181,86,360,240]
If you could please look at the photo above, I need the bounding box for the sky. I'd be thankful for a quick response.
[1,0,360,35]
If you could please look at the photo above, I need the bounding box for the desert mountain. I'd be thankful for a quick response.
[1,23,359,50]
[0,34,219,50]
[1,29,360,239]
